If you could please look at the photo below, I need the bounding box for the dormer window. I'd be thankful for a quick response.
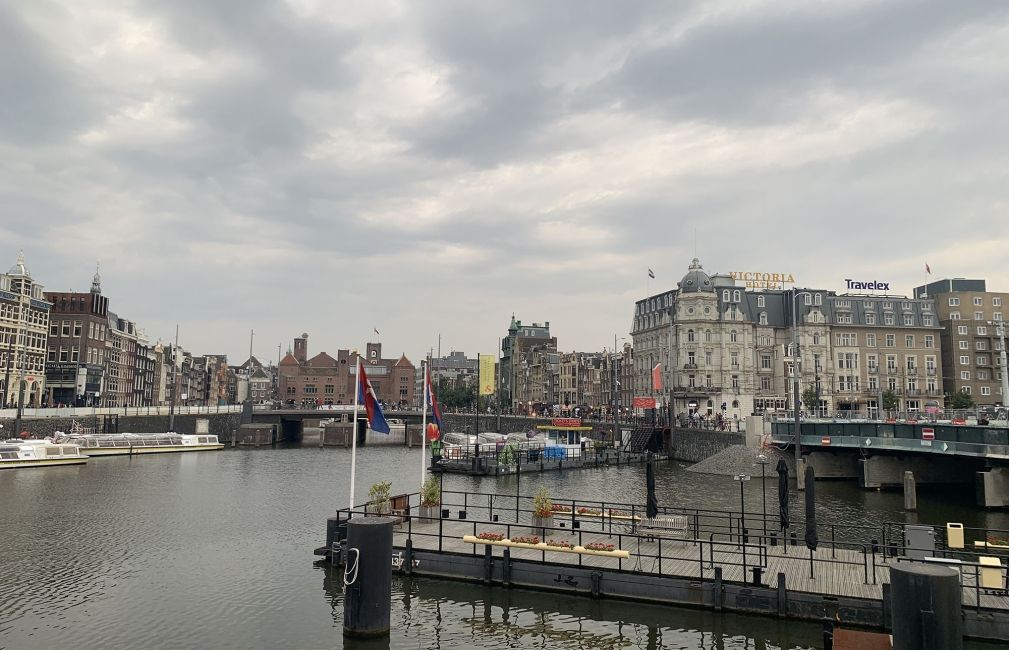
[804,294,812,306]
[759,312,768,325]
[723,290,730,302]
[733,290,741,302]
[814,293,822,306]
[757,295,765,308]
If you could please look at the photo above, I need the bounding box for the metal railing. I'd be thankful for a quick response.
[332,489,1009,612]
[0,404,243,419]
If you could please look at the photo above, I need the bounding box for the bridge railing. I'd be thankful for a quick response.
[0,404,243,420]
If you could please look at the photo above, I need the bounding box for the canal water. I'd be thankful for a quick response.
[1,446,1004,649]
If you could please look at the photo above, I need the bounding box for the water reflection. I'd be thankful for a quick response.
[320,562,820,649]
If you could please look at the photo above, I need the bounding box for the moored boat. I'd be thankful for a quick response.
[0,440,89,469]
[52,432,224,456]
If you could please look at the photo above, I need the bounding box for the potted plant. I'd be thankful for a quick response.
[531,486,553,534]
[368,480,392,515]
[419,476,440,521]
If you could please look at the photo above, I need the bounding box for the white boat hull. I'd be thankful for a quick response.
[0,457,88,469]
[81,444,225,456]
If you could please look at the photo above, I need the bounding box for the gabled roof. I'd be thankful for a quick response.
[239,356,263,370]
[279,353,300,366]
[395,354,413,368]
[250,368,270,379]
[308,351,338,367]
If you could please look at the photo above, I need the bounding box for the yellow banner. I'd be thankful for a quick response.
[479,354,495,395]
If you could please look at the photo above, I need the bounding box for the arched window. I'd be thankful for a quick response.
[814,293,823,306]
[722,290,730,302]
[759,312,768,325]
[733,290,741,302]
[757,295,765,308]
[687,329,695,342]
[705,329,712,342]
[730,330,738,342]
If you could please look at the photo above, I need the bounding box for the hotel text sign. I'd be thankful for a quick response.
[729,271,795,290]
[844,279,890,291]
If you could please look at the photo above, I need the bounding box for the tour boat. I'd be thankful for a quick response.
[52,431,224,456]
[0,439,89,469]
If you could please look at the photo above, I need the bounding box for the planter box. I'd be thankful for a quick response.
[531,515,553,535]
[463,534,512,547]
[418,505,440,522]
[574,546,630,558]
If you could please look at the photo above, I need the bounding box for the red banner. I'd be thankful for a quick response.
[651,363,663,391]
[632,397,657,409]
[551,418,582,428]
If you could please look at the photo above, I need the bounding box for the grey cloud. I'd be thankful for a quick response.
[0,4,101,143]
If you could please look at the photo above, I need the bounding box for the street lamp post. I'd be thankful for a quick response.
[734,472,751,569]
[792,289,813,490]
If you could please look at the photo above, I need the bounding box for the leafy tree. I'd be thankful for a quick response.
[881,389,899,411]
[950,390,976,410]
[801,386,820,413]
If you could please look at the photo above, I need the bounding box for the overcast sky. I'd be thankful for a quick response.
[3,0,1008,364]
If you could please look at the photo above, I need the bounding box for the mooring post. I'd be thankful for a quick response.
[776,572,787,617]
[713,567,723,611]
[903,471,917,512]
[890,563,961,650]
[343,516,394,638]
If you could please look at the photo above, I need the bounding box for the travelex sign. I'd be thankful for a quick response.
[729,271,795,290]
[844,279,890,291]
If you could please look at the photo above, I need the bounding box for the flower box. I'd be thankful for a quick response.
[463,534,512,547]
[574,546,630,558]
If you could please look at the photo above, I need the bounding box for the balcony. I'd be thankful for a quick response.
[683,363,697,370]
[672,385,722,396]
[926,368,936,375]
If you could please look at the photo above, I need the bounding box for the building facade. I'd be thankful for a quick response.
[500,316,557,410]
[43,268,109,406]
[1,251,51,408]
[915,278,1008,406]
[632,258,945,418]
[278,335,416,407]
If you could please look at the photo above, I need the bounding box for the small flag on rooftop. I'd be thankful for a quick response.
[648,268,655,279]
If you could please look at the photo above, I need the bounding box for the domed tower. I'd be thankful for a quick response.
[677,258,714,294]
[91,262,102,294]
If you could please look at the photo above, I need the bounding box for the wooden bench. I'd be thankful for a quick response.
[638,515,689,541]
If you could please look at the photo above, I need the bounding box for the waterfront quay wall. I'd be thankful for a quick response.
[2,413,242,440]
[670,427,745,463]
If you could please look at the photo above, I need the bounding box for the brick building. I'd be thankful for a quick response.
[278,334,415,407]
[43,267,109,406]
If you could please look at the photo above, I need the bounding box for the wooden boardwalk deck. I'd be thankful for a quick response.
[396,517,1009,611]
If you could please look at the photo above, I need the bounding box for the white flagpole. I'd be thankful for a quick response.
[350,358,361,513]
[421,359,428,491]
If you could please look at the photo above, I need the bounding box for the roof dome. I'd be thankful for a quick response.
[678,258,713,293]
[7,250,29,277]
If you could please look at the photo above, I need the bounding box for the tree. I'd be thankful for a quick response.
[950,390,976,410]
[881,389,899,411]
[801,386,820,413]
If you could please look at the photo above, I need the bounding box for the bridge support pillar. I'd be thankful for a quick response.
[976,467,1009,508]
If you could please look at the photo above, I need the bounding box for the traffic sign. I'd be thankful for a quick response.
[820,436,831,446]
[922,427,935,441]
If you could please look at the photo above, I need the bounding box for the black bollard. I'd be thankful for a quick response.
[890,563,962,650]
[343,516,394,638]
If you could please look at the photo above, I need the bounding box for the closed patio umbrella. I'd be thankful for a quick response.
[776,459,790,531]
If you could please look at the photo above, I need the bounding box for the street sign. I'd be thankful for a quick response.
[821,436,831,446]
[922,427,935,441]
[865,438,872,446]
